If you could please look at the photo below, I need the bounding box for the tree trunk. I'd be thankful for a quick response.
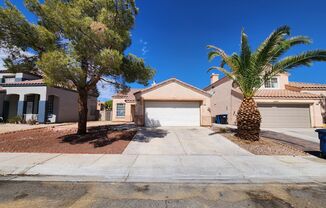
[236,97,261,141]
[77,88,88,135]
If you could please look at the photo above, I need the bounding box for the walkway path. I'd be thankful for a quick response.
[0,123,67,134]
[0,121,126,134]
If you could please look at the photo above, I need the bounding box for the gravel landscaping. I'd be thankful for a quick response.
[0,123,66,134]
[222,133,307,156]
[0,124,137,154]
[212,127,307,156]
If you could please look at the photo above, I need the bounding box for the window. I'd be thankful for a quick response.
[264,78,278,88]
[25,95,39,114]
[90,105,96,116]
[25,95,34,114]
[4,76,15,83]
[47,96,54,114]
[116,103,125,117]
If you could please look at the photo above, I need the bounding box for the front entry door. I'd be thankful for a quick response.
[3,101,9,121]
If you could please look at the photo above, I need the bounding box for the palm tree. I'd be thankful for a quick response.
[208,26,326,141]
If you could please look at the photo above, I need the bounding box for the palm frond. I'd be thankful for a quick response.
[256,25,290,53]
[207,45,239,70]
[285,35,311,46]
[274,50,326,71]
[208,50,220,61]
[240,29,251,68]
[220,53,240,68]
[254,25,290,67]
[207,66,235,80]
[270,36,311,61]
[207,26,326,99]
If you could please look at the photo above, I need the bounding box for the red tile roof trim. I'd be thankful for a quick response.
[1,79,45,86]
[254,89,323,99]
[112,88,141,102]
[231,88,323,99]
[288,82,326,90]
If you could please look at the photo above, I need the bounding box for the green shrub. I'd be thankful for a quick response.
[7,116,23,124]
[26,118,38,125]
[219,128,228,133]
[212,127,232,133]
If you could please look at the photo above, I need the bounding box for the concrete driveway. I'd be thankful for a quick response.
[123,127,251,155]
[263,128,320,143]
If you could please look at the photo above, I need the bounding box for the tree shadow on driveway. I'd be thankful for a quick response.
[132,128,168,143]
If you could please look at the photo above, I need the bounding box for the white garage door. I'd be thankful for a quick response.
[258,104,311,128]
[145,101,200,127]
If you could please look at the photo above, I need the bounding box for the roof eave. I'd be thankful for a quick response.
[136,78,211,97]
[0,83,46,87]
[254,96,323,99]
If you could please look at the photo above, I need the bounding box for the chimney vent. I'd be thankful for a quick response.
[210,73,219,84]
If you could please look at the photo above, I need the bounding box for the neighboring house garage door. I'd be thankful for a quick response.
[258,104,311,128]
[145,101,200,127]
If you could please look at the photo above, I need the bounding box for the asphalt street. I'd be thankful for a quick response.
[0,181,325,208]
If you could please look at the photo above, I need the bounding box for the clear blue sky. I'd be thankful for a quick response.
[2,0,326,100]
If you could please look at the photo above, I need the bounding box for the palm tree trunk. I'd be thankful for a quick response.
[236,97,261,141]
[77,88,88,135]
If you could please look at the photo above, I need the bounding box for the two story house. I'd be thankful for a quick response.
[204,73,326,128]
[0,71,98,123]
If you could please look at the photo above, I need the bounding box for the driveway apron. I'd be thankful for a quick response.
[123,127,252,156]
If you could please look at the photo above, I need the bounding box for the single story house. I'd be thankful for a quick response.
[204,73,326,128]
[0,72,98,123]
[112,88,140,123]
[112,78,211,127]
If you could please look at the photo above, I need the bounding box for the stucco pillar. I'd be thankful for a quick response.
[17,94,24,117]
[37,100,46,123]
[38,95,47,123]
[312,101,323,127]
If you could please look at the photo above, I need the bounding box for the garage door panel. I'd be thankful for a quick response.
[145,101,200,127]
[258,104,311,128]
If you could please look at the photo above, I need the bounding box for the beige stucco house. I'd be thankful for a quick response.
[204,73,326,128]
[112,88,139,122]
[112,78,211,127]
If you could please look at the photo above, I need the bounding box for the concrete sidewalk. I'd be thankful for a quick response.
[0,152,325,183]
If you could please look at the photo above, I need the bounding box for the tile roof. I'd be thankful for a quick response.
[112,88,141,102]
[231,88,323,99]
[288,82,326,90]
[1,79,45,86]
[254,89,323,99]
